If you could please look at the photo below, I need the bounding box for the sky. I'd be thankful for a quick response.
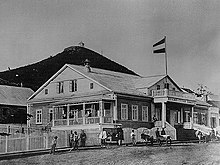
[0,0,220,93]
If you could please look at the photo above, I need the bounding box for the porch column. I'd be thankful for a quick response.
[113,101,117,121]
[67,104,70,126]
[99,101,103,124]
[190,106,194,129]
[52,106,55,127]
[82,103,86,125]
[162,102,166,128]
[181,107,184,123]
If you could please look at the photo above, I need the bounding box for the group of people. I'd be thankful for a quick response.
[195,128,218,143]
[99,128,124,147]
[49,129,87,154]
[69,129,87,151]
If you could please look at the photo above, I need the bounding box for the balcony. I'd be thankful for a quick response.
[152,89,195,104]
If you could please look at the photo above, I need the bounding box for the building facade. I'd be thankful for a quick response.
[28,62,211,141]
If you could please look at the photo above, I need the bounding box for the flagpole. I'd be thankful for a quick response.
[165,36,168,76]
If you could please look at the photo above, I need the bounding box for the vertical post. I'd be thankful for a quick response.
[162,102,166,128]
[113,101,118,122]
[67,104,70,126]
[99,101,103,124]
[165,36,168,76]
[82,103,86,125]
[181,107,184,123]
[52,106,55,127]
[5,125,9,153]
[191,106,194,129]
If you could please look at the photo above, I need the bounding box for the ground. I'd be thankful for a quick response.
[1,142,220,165]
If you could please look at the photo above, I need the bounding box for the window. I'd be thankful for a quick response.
[156,85,160,90]
[164,83,169,89]
[193,112,198,124]
[142,106,148,121]
[69,80,77,92]
[36,109,42,124]
[104,103,111,116]
[45,89,48,95]
[90,83,94,89]
[121,104,128,120]
[57,81,64,93]
[132,105,138,121]
[49,108,53,121]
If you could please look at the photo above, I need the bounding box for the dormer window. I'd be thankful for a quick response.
[70,80,77,92]
[57,81,64,94]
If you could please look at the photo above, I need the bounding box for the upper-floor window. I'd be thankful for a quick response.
[36,109,42,124]
[142,106,148,121]
[45,89,48,95]
[56,81,64,93]
[132,105,138,121]
[156,85,160,90]
[121,104,128,120]
[90,83,94,89]
[69,80,77,92]
[164,83,169,89]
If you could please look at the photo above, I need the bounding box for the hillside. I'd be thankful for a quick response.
[0,46,137,91]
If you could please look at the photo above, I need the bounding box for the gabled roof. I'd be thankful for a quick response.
[28,64,148,101]
[0,85,34,106]
[134,75,183,91]
[67,64,145,96]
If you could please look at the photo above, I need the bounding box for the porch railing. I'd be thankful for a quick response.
[103,117,113,123]
[86,117,100,124]
[54,119,67,126]
[53,116,114,126]
[152,89,195,100]
[69,118,83,125]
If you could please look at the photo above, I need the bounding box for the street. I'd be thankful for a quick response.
[0,142,220,165]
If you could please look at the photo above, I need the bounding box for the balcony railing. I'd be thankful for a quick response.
[152,89,195,100]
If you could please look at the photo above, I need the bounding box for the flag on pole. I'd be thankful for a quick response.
[153,37,166,53]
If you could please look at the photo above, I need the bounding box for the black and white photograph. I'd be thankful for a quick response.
[0,0,220,164]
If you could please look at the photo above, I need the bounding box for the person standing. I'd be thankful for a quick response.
[131,130,136,146]
[80,130,87,147]
[69,131,74,148]
[117,128,124,146]
[99,129,107,148]
[50,136,58,154]
[70,131,79,151]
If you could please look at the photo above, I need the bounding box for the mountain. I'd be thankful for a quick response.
[0,46,138,91]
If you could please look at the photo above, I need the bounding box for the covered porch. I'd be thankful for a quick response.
[152,89,196,128]
[50,95,117,128]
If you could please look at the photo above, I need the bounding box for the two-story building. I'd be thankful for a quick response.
[27,61,153,134]
[27,60,210,141]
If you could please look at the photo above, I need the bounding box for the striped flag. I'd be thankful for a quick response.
[153,37,166,54]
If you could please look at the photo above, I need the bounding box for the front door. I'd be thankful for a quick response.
[170,110,180,126]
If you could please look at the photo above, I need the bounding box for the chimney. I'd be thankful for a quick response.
[84,59,91,72]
